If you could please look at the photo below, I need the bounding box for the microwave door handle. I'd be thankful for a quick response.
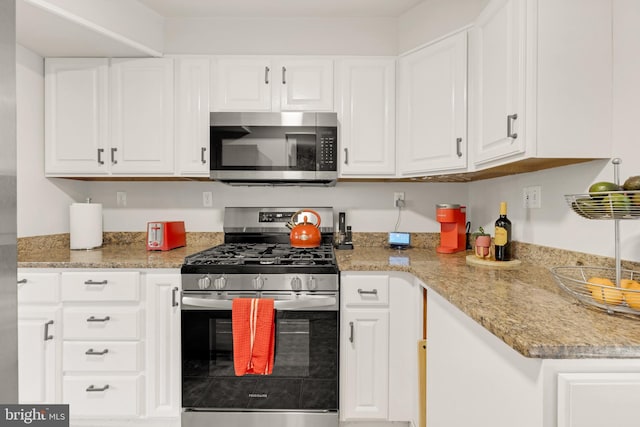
[284,132,317,136]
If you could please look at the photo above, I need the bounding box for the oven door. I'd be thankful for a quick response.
[181,293,338,413]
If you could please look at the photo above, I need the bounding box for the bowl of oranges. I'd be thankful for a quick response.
[551,266,640,315]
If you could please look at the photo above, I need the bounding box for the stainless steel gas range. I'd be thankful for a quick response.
[180,207,339,427]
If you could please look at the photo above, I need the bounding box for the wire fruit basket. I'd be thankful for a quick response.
[552,158,640,316]
[550,266,640,315]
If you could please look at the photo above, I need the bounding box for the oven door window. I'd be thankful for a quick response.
[182,310,337,411]
[211,126,317,171]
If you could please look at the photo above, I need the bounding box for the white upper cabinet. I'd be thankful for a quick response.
[175,57,211,176]
[45,58,109,175]
[278,58,334,111]
[110,58,175,174]
[45,57,175,176]
[398,31,468,176]
[336,57,396,177]
[211,56,334,112]
[469,0,612,169]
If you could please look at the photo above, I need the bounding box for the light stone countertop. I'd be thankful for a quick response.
[18,238,640,359]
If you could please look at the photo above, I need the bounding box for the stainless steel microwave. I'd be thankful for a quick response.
[209,112,338,186]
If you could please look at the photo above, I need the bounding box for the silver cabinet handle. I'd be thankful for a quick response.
[507,114,518,139]
[97,148,105,165]
[349,321,354,343]
[172,287,179,307]
[357,288,378,295]
[44,320,54,341]
[456,137,463,158]
[17,278,27,284]
[344,148,349,165]
[84,280,107,285]
[265,66,270,84]
[86,385,109,392]
[282,66,287,84]
[201,147,207,164]
[111,147,118,164]
[85,348,109,356]
[87,316,110,322]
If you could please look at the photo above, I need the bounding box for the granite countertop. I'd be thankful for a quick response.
[335,246,640,359]
[18,239,640,360]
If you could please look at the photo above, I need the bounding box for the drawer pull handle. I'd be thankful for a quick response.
[84,280,108,285]
[85,348,109,356]
[349,321,354,343]
[357,288,378,296]
[87,316,110,322]
[86,384,109,392]
[44,320,54,341]
[172,287,180,307]
[17,278,27,285]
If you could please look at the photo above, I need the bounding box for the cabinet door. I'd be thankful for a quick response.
[398,32,467,175]
[212,57,272,111]
[145,273,181,418]
[110,58,175,174]
[176,58,211,176]
[470,0,526,165]
[278,59,334,111]
[558,373,640,427]
[18,306,61,404]
[337,58,396,177]
[45,58,109,175]
[341,309,389,420]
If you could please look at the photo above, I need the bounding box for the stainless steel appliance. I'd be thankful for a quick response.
[209,112,338,186]
[181,207,338,427]
[0,0,18,403]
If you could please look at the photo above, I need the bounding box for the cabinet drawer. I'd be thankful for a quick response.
[63,375,142,417]
[17,273,60,303]
[342,275,390,307]
[61,272,139,302]
[63,307,141,340]
[63,341,141,372]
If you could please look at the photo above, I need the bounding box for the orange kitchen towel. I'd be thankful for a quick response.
[232,298,275,376]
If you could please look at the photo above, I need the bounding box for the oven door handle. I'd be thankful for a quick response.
[181,295,337,311]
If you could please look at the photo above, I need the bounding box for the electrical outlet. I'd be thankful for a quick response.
[203,191,213,207]
[394,192,405,208]
[116,191,127,207]
[523,186,542,209]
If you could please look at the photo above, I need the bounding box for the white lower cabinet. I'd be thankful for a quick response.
[340,272,422,425]
[17,272,62,404]
[18,268,181,426]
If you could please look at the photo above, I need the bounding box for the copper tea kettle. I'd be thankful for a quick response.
[288,209,322,248]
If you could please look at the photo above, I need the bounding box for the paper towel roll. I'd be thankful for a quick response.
[70,202,103,250]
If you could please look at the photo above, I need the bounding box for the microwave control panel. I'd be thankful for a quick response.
[317,127,337,171]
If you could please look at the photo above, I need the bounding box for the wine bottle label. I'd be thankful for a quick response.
[495,227,508,245]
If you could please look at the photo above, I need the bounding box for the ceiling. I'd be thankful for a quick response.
[137,0,426,18]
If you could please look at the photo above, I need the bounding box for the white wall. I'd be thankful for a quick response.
[83,181,467,233]
[163,17,398,55]
[397,0,489,54]
[16,45,87,237]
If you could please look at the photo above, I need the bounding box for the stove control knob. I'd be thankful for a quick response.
[213,275,227,290]
[198,275,212,290]
[290,276,302,291]
[252,274,265,290]
[307,276,317,290]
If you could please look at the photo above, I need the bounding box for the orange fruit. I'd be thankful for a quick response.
[586,277,622,305]
[621,280,640,309]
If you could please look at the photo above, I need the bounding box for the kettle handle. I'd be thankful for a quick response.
[291,209,321,228]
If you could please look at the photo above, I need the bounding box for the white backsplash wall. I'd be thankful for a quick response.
[85,181,468,233]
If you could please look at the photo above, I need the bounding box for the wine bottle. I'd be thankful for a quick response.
[494,201,512,261]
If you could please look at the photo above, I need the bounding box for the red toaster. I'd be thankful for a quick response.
[146,221,186,251]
